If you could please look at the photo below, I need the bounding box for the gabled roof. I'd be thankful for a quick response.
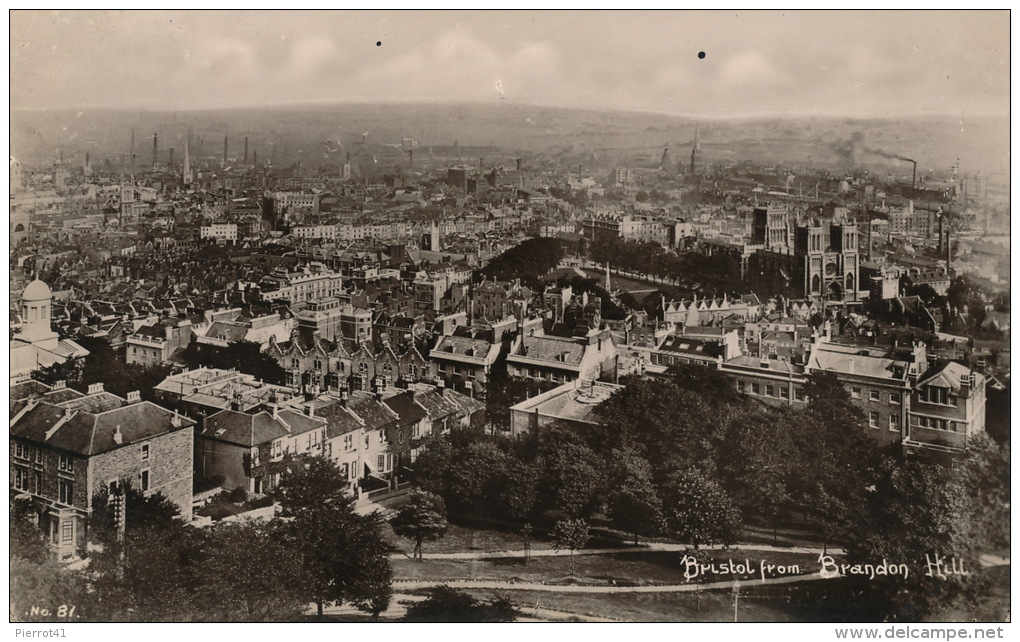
[200,409,289,447]
[382,392,428,425]
[346,392,399,431]
[918,361,976,391]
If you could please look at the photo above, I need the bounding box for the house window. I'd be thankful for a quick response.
[377,454,386,471]
[62,520,73,544]
[851,387,862,399]
[869,390,880,402]
[140,470,150,492]
[765,385,774,397]
[14,442,26,460]
[869,411,880,428]
[58,480,74,505]
[890,415,901,432]
[412,424,420,439]
[890,392,901,405]
[779,387,789,399]
[35,473,42,493]
[794,388,805,402]
[13,468,30,491]
[364,434,370,448]
[751,383,760,394]
[141,444,150,461]
[58,455,73,473]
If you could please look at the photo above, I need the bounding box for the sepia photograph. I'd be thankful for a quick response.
[8,8,1011,634]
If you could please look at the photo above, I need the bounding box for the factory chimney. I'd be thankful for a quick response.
[223,135,228,165]
[244,137,249,165]
[911,160,917,190]
[516,158,521,171]
[152,132,158,169]
[169,147,174,171]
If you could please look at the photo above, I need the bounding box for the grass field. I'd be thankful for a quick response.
[392,549,822,586]
[462,588,796,623]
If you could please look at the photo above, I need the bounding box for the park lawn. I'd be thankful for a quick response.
[392,550,824,586]
[463,588,797,623]
[384,520,559,557]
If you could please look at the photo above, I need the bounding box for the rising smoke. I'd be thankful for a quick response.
[830,132,914,166]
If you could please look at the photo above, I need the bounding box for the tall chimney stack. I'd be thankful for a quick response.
[169,147,174,171]
[911,160,917,190]
[224,135,228,165]
[516,158,521,171]
[244,137,249,165]
[153,132,158,169]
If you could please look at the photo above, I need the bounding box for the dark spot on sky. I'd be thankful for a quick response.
[376,41,382,47]
[698,51,706,59]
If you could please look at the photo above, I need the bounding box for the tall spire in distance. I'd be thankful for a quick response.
[689,124,703,176]
[183,130,192,184]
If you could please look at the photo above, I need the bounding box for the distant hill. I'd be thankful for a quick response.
[11,102,1008,180]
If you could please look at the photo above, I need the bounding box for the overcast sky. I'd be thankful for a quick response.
[10,10,1010,118]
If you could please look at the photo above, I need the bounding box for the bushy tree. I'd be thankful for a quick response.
[273,454,393,618]
[842,458,985,621]
[391,489,449,561]
[606,448,662,544]
[538,441,607,519]
[403,585,518,622]
[270,453,350,517]
[552,518,590,576]
[660,469,741,549]
[197,520,308,622]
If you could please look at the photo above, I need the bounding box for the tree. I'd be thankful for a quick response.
[273,454,394,619]
[10,497,49,564]
[552,518,590,576]
[412,434,454,495]
[606,448,662,544]
[954,434,1010,552]
[720,406,799,537]
[270,453,350,517]
[842,458,984,621]
[198,520,309,622]
[538,441,607,519]
[447,442,514,518]
[403,585,519,622]
[660,469,741,549]
[180,340,286,385]
[390,489,449,561]
[10,556,87,622]
[83,514,207,622]
[89,483,183,545]
[791,371,879,547]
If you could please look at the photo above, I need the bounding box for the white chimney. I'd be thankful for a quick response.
[88,383,104,395]
[113,425,123,445]
[126,391,141,404]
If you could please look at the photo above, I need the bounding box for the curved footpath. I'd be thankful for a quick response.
[393,570,832,594]
[390,541,848,560]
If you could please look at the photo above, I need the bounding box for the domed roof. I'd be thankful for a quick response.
[22,279,51,302]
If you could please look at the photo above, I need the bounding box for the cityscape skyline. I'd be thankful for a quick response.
[11,10,1010,118]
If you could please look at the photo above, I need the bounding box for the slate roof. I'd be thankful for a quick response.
[311,401,365,439]
[346,392,399,431]
[919,361,976,391]
[11,401,194,456]
[383,392,428,425]
[200,409,288,447]
[516,334,585,365]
